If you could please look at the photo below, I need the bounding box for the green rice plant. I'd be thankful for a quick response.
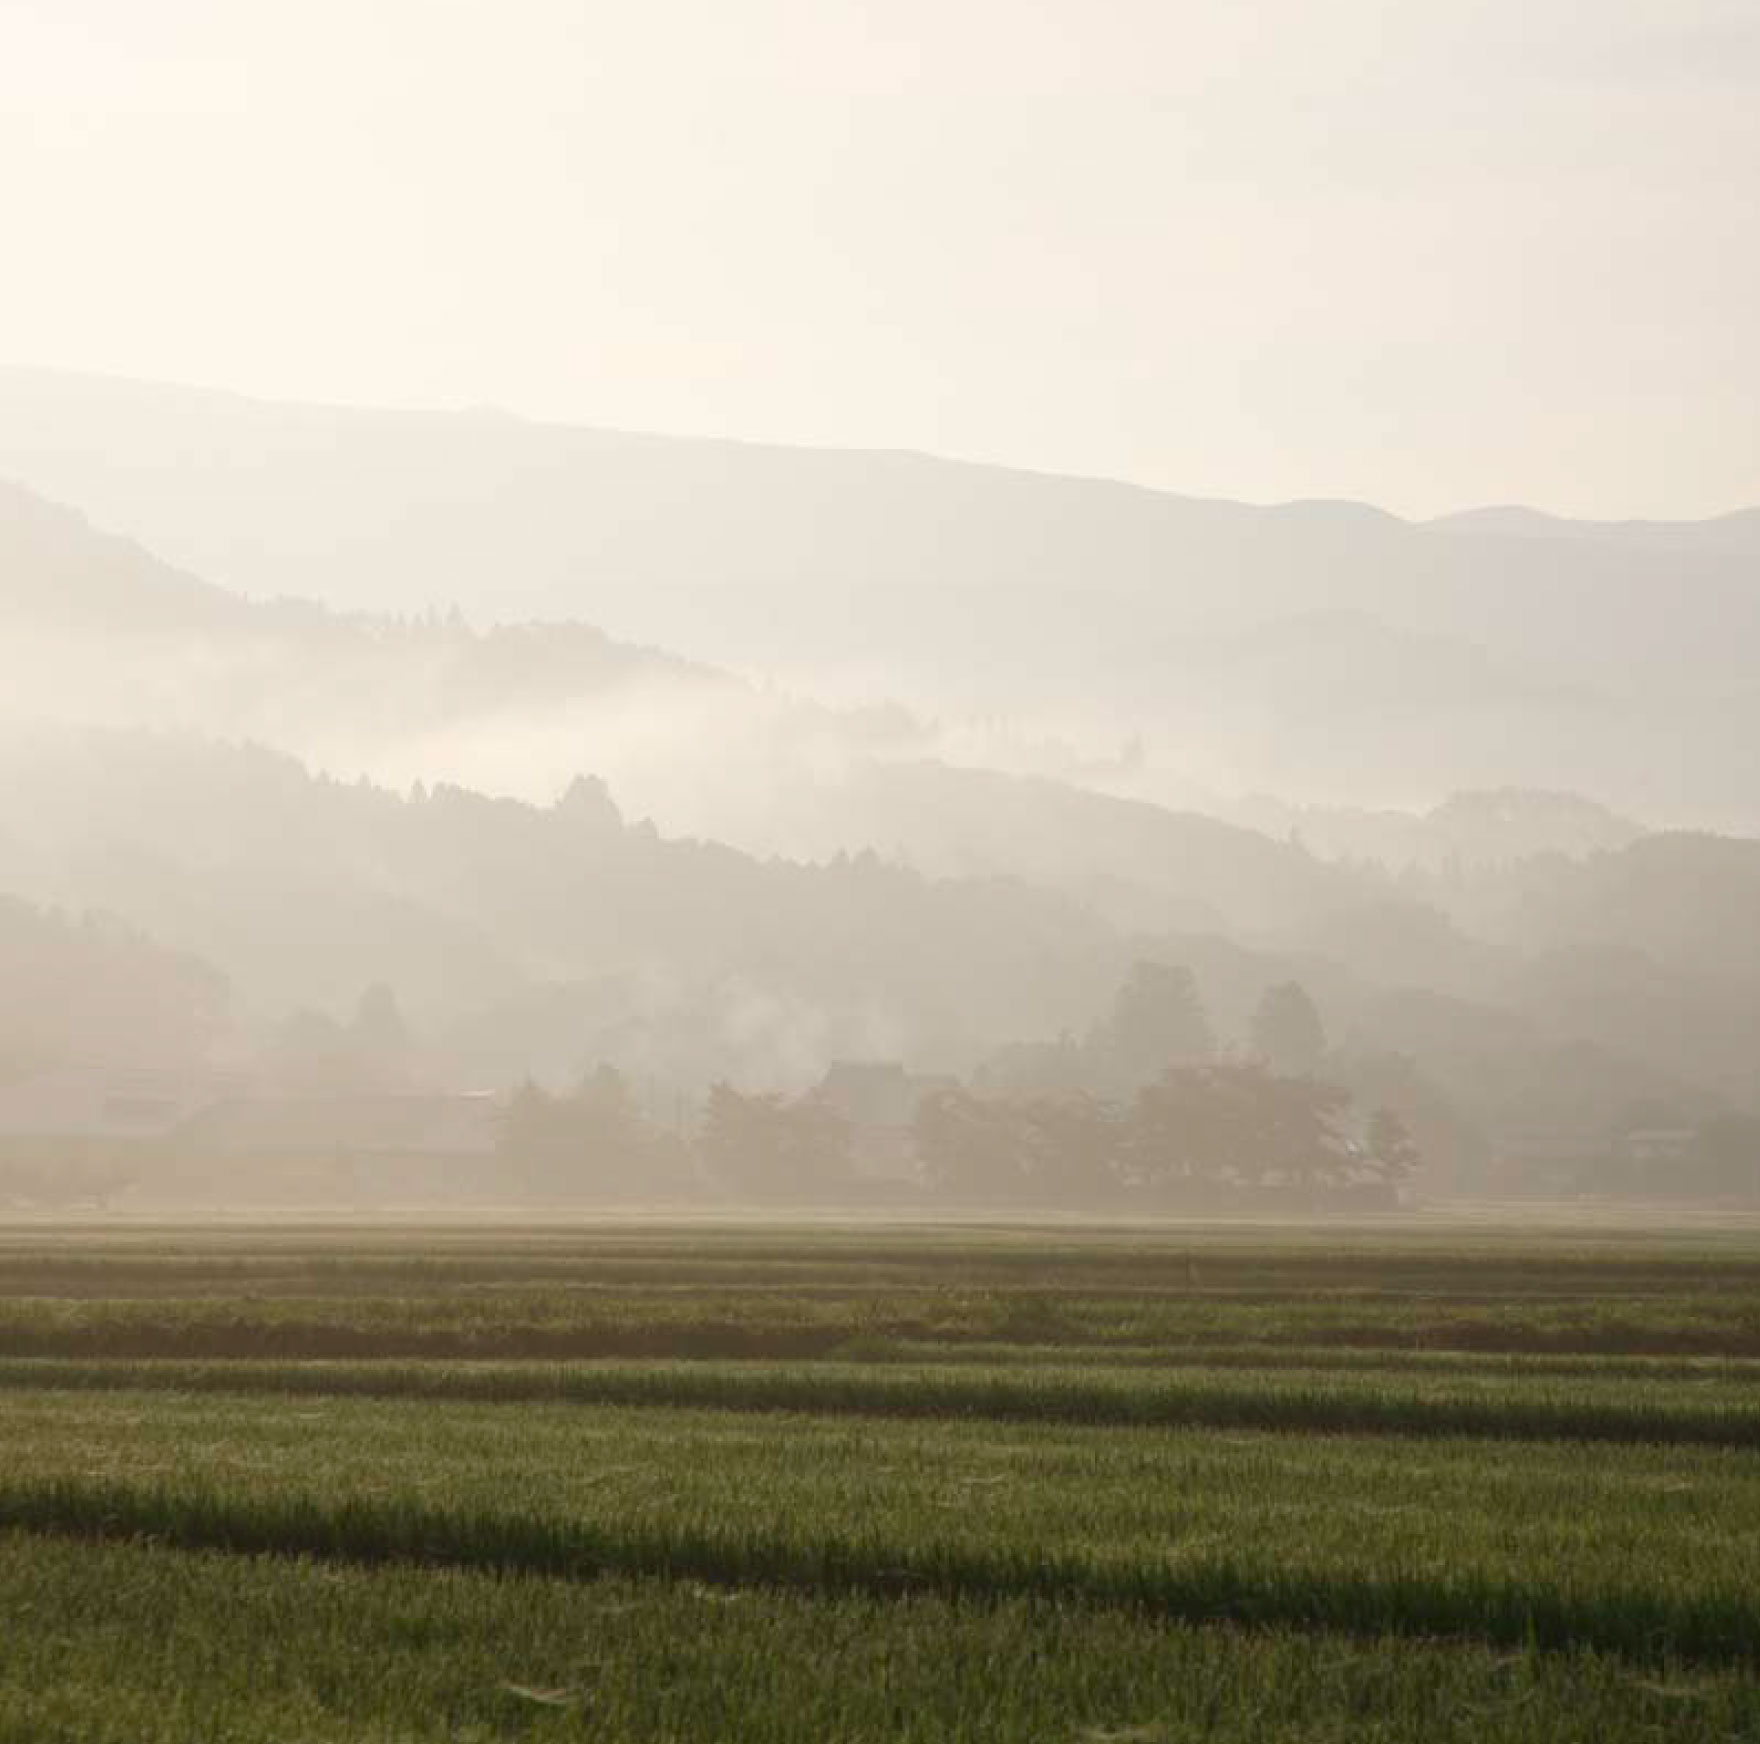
[5,1221,1760,1735]
[1,1468,1755,1666]
[0,1388,1757,1663]
[11,1280,1760,1363]
[3,1532,1756,1743]
[2,1352,1759,1447]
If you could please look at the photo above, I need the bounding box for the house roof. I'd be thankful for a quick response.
[0,1068,244,1141]
[817,1061,954,1128]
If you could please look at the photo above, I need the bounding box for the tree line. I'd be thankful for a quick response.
[498,963,1423,1207]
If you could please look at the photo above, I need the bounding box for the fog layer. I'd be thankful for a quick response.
[1,384,1757,1211]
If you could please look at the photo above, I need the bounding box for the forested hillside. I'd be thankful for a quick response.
[5,369,1758,826]
[3,438,1757,1195]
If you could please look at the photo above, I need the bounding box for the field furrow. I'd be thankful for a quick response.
[5,1223,1760,1737]
[1,1353,1758,1446]
[4,1532,1756,1744]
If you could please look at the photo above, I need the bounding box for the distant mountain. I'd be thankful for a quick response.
[0,478,1378,942]
[0,728,1131,1089]
[4,383,1758,1146]
[0,475,724,716]
[1431,504,1760,559]
[0,893,226,1075]
[0,475,812,826]
[1484,833,1760,989]
[751,757,1370,938]
[2,723,1737,1170]
[3,369,1758,825]
[1233,788,1645,872]
[0,479,242,633]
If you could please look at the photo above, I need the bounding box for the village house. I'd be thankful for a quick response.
[814,1060,956,1180]
[0,1069,502,1206]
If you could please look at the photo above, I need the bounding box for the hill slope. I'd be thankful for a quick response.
[3,369,1757,824]
[0,478,1374,941]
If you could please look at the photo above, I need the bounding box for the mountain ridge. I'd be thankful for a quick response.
[4,367,1756,829]
[7,365,1754,531]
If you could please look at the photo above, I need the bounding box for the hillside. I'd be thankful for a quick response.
[1431,505,1760,559]
[4,434,1758,1149]
[0,479,242,634]
[0,894,226,1075]
[4,724,1737,1186]
[0,478,1376,941]
[0,728,1137,1088]
[3,369,1758,826]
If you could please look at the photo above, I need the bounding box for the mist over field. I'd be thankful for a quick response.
[10,9,1760,1740]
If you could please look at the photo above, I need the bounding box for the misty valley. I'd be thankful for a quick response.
[2,368,1758,1743]
[6,2,1760,1734]
[0,385,1757,1218]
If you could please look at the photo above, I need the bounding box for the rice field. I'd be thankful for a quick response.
[1,1221,1758,1740]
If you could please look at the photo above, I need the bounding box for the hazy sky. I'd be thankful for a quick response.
[3,0,1756,518]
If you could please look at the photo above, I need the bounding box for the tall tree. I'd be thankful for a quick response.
[1248,981,1327,1077]
[498,1066,681,1200]
[1089,961,1214,1092]
[1365,1105,1422,1186]
[914,1087,1034,1201]
[1130,1062,1355,1196]
[1330,1049,1488,1195]
[700,1083,853,1201]
[915,1087,1120,1205]
[349,983,411,1086]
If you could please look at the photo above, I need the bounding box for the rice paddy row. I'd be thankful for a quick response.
[5,1532,1753,1744]
[11,1286,1760,1362]
[4,1222,1760,1736]
[6,1222,1760,1299]
[3,1351,1760,1447]
[2,1387,1758,1664]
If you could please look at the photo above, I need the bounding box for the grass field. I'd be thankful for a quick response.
[1,1221,1758,1740]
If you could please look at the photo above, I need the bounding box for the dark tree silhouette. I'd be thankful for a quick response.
[914,1087,1034,1200]
[498,1066,683,1199]
[915,1087,1119,1204]
[700,1083,853,1200]
[1248,981,1327,1076]
[1131,1061,1355,1197]
[1366,1105,1422,1185]
[1089,961,1215,1092]
[1330,1049,1488,1196]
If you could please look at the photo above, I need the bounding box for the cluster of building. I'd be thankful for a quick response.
[0,1067,501,1206]
[0,1060,958,1207]
[0,1061,1707,1209]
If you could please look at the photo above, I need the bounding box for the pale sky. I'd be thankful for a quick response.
[2,0,1756,518]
